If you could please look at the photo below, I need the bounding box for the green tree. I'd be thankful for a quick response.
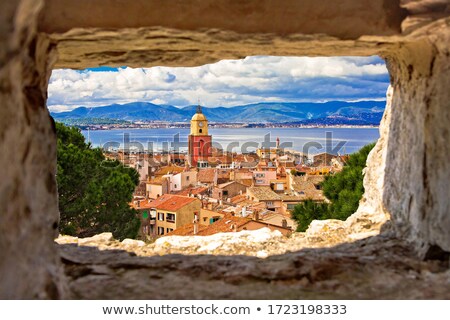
[292,200,331,232]
[291,142,376,231]
[323,142,375,220]
[56,122,140,240]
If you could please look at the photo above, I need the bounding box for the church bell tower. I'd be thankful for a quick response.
[188,105,212,168]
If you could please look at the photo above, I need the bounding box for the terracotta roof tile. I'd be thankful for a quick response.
[238,179,253,187]
[155,165,184,176]
[148,194,198,211]
[165,214,249,236]
[290,176,325,201]
[130,199,153,209]
[247,186,281,201]
[197,168,216,183]
[147,176,168,185]
[166,223,208,236]
[176,186,208,196]
[166,213,292,237]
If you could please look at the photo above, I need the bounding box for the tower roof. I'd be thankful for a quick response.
[191,104,207,121]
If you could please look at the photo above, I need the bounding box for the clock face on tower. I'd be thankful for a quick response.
[198,121,204,127]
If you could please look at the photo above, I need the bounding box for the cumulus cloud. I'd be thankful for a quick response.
[47,56,389,112]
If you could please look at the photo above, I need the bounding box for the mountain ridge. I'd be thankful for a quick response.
[51,100,386,124]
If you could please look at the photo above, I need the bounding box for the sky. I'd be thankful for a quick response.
[47,56,390,113]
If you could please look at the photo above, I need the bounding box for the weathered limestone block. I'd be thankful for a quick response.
[346,86,393,236]
[0,0,66,299]
[59,234,450,299]
[78,232,114,246]
[40,0,406,38]
[40,0,407,69]
[0,0,449,301]
[305,219,349,245]
[383,20,450,256]
[121,238,145,248]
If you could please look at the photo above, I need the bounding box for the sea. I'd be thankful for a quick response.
[81,127,380,155]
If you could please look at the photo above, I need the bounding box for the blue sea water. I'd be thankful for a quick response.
[81,127,380,155]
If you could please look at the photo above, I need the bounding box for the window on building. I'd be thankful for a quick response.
[174,184,177,189]
[186,176,190,181]
[209,216,221,224]
[267,201,273,206]
[158,227,165,235]
[158,212,164,221]
[166,213,175,223]
[166,228,174,233]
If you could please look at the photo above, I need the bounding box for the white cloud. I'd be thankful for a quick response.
[47,56,389,111]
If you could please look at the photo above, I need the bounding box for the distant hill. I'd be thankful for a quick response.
[51,100,386,125]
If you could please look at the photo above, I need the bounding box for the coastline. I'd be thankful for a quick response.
[73,122,380,131]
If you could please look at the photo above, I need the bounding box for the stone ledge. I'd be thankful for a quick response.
[59,234,450,299]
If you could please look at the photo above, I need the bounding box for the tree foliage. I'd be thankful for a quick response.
[56,122,140,240]
[292,200,331,232]
[292,142,376,232]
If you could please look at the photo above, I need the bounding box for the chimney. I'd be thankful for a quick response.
[282,219,288,228]
[213,169,218,186]
[193,212,199,235]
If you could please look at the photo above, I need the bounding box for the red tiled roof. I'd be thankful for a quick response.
[165,214,250,236]
[238,179,253,187]
[176,186,208,196]
[230,194,247,204]
[166,223,208,236]
[208,155,232,164]
[130,199,153,209]
[198,168,215,183]
[148,194,198,211]
[147,176,168,185]
[290,175,325,201]
[200,215,250,235]
[155,165,184,176]
[248,186,281,201]
[165,213,291,237]
[295,165,312,172]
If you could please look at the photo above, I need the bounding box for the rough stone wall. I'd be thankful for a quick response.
[0,0,65,299]
[40,0,405,38]
[0,0,449,299]
[345,86,393,235]
[383,20,450,256]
